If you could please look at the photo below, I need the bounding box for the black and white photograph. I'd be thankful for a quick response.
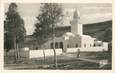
[4,3,112,70]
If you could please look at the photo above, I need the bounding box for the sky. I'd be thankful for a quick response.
[5,3,112,35]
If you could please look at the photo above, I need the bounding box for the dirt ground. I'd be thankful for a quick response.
[4,51,112,70]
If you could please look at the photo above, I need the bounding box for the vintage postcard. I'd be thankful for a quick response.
[0,0,114,73]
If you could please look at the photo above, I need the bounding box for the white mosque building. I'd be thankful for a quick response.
[20,9,109,59]
[39,9,108,53]
[38,9,108,52]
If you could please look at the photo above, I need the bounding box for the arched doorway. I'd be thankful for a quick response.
[50,42,53,49]
[55,42,58,48]
[67,44,69,48]
[60,42,64,52]
[76,44,78,48]
[60,42,63,49]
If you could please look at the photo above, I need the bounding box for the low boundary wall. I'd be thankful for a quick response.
[27,46,108,59]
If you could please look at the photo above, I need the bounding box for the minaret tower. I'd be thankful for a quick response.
[70,9,83,35]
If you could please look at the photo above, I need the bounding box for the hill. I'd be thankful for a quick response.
[83,20,112,42]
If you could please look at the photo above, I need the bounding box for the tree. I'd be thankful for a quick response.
[33,3,63,68]
[4,3,26,62]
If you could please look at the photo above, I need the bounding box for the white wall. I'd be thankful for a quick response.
[81,36,94,48]
[67,47,108,53]
[27,45,108,59]
[69,35,81,48]
[29,49,62,59]
[102,42,108,51]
